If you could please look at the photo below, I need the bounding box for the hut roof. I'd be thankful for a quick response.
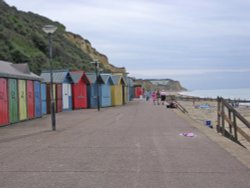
[40,69,73,83]
[0,60,41,80]
[86,73,97,84]
[69,71,90,84]
[86,73,115,85]
[111,75,127,85]
[126,77,134,87]
[99,74,114,85]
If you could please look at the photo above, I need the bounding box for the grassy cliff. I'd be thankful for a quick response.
[0,0,125,74]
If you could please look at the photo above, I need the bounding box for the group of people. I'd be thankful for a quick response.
[151,89,167,105]
[145,89,178,108]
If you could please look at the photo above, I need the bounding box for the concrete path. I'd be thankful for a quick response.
[0,100,250,188]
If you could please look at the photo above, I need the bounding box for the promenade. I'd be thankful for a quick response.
[0,99,250,188]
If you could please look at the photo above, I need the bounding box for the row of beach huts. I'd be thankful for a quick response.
[0,60,144,127]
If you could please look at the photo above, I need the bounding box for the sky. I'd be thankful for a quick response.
[5,0,250,90]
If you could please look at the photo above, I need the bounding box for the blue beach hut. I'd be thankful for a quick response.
[127,77,134,101]
[40,70,73,111]
[99,74,114,107]
[86,73,102,109]
[41,83,47,115]
[34,81,42,117]
[86,73,114,108]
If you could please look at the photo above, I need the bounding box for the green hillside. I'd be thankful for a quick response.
[0,0,96,74]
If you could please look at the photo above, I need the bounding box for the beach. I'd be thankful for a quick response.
[176,99,250,149]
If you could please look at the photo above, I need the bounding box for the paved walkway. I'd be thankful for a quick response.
[0,100,250,188]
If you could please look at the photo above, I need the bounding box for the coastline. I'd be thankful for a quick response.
[176,99,250,149]
[180,88,250,102]
[174,101,250,169]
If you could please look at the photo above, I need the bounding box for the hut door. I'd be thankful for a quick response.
[56,84,63,112]
[41,83,47,115]
[63,83,69,109]
[27,80,35,119]
[0,78,8,126]
[18,80,27,121]
[34,81,41,117]
[8,79,18,123]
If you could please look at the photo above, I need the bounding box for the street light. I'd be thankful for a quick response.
[91,59,100,111]
[42,25,57,131]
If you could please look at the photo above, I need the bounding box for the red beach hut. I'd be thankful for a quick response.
[56,84,63,113]
[70,71,90,109]
[0,78,8,126]
[134,84,143,98]
[0,61,42,126]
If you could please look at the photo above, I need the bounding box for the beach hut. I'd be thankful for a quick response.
[127,77,134,101]
[134,84,143,98]
[70,71,90,109]
[123,76,129,104]
[86,73,114,108]
[56,84,63,113]
[0,78,8,126]
[99,74,114,107]
[45,84,62,114]
[41,70,73,112]
[14,63,41,120]
[0,61,41,126]
[34,81,42,118]
[27,80,35,119]
[41,83,47,115]
[18,79,27,121]
[111,75,126,106]
[45,83,56,114]
[8,79,18,123]
[86,73,102,109]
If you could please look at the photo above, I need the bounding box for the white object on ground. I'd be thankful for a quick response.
[179,132,196,137]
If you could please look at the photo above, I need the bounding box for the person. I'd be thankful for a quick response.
[145,90,151,101]
[166,100,178,108]
[156,89,161,105]
[151,91,157,105]
[160,90,167,105]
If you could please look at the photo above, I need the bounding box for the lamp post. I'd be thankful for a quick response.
[42,25,57,131]
[91,60,100,111]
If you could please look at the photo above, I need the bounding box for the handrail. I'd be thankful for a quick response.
[217,97,250,148]
[175,101,188,113]
[176,95,250,103]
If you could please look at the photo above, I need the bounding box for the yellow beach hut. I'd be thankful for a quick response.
[111,75,126,106]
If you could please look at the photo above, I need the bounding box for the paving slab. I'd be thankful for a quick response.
[0,100,249,188]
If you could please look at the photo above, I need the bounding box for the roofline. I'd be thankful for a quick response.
[0,72,42,81]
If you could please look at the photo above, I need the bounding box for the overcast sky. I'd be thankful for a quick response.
[5,0,250,90]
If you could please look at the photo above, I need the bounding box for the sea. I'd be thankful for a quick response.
[180,88,250,101]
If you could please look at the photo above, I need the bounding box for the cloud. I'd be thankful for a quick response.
[129,68,250,78]
[5,0,250,89]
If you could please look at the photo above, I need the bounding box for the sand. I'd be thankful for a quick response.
[176,99,250,149]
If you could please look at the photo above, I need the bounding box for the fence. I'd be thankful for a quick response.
[217,97,250,148]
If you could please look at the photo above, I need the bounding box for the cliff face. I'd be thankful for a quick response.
[65,33,126,73]
[136,79,187,91]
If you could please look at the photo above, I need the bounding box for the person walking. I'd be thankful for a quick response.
[151,91,157,105]
[145,90,151,101]
[156,89,161,105]
[160,90,167,105]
